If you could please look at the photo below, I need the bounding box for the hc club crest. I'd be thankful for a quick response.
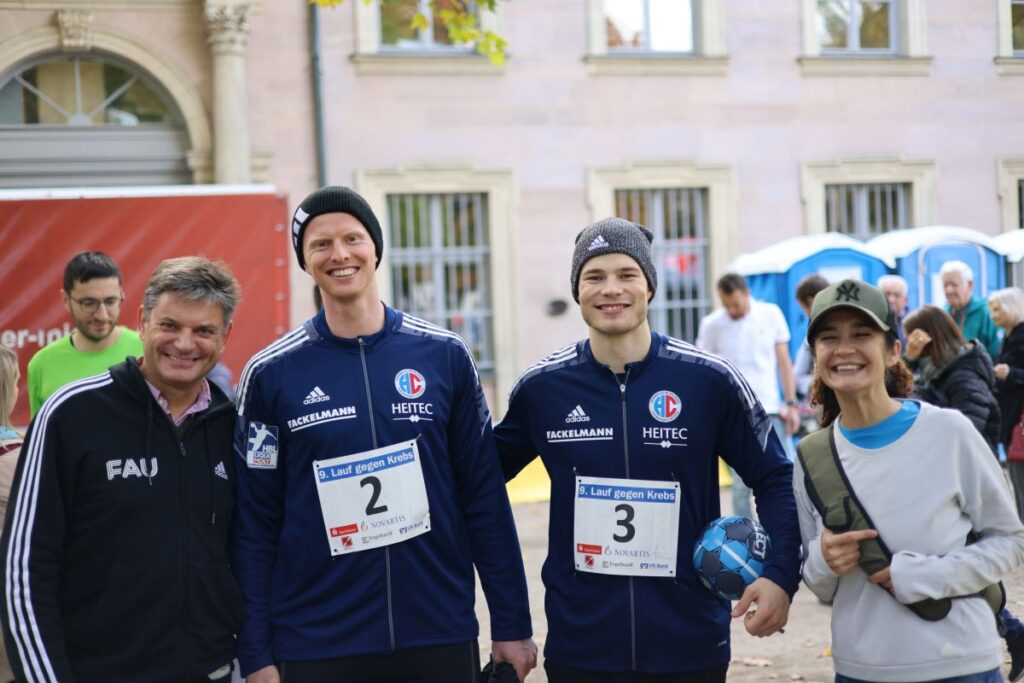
[395,369,426,399]
[649,390,681,423]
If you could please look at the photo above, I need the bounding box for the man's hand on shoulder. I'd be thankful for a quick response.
[731,577,790,637]
[491,638,538,682]
[246,665,280,683]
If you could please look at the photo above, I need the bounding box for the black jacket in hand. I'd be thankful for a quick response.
[996,322,1024,449]
[913,340,1002,455]
[0,359,243,682]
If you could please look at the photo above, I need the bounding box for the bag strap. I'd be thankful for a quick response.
[797,424,954,621]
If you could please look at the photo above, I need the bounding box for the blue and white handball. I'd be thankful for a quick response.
[692,515,771,601]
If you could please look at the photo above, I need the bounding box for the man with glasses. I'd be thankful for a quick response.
[26,251,142,417]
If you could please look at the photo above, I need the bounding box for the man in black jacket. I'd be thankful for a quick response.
[0,256,243,683]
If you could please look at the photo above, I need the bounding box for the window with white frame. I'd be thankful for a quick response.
[803,160,933,232]
[817,0,898,53]
[1013,0,1024,54]
[605,0,696,53]
[825,182,910,238]
[0,55,178,126]
[1019,179,1023,229]
[380,0,477,51]
[386,192,494,373]
[615,188,710,342]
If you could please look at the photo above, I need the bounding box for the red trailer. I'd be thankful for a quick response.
[0,184,291,426]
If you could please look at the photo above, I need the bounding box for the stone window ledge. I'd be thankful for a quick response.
[797,56,932,77]
[995,57,1024,75]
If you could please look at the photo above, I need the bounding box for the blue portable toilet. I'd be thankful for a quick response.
[867,226,1006,310]
[729,233,895,358]
[992,230,1024,289]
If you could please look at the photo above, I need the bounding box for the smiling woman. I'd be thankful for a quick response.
[794,279,1024,683]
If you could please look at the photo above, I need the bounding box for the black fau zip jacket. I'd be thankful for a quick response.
[0,358,243,683]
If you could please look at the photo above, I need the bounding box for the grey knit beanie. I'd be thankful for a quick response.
[291,186,383,270]
[570,217,657,303]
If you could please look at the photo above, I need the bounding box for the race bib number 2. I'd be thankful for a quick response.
[313,439,430,556]
[574,475,680,577]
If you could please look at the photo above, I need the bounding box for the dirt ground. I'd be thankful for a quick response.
[478,500,1023,682]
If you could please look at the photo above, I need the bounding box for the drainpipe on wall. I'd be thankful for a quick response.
[309,1,328,187]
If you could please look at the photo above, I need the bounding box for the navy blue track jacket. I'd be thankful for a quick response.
[231,306,532,675]
[494,332,801,674]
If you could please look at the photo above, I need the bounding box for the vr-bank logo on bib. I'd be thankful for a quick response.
[395,369,426,399]
[649,390,681,423]
[246,422,279,469]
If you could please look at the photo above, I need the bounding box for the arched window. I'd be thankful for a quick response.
[0,54,191,187]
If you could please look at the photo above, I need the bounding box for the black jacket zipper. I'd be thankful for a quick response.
[359,338,396,651]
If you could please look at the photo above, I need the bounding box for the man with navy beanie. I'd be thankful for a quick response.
[496,217,801,682]
[232,186,536,683]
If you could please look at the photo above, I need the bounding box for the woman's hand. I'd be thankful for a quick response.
[820,528,878,576]
[904,329,932,360]
[995,363,1010,381]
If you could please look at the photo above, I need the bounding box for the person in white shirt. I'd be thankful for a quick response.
[697,273,799,518]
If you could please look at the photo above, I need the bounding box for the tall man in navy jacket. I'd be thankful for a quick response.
[495,218,801,682]
[232,187,536,683]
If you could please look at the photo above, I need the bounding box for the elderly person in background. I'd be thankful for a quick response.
[877,274,909,348]
[990,288,1024,516]
[941,260,1001,358]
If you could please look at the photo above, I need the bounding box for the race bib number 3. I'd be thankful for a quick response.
[574,475,680,577]
[313,439,431,556]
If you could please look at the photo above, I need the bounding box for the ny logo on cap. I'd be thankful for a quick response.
[835,282,860,302]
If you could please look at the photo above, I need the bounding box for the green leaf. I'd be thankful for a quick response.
[411,11,429,31]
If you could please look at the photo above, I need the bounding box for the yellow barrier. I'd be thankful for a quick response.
[506,458,551,504]
[718,457,733,486]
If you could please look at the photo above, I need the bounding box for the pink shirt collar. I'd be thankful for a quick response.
[145,378,212,427]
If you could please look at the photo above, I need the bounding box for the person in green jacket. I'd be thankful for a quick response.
[27,251,142,417]
[941,259,1002,359]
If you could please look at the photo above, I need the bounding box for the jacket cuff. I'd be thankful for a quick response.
[490,621,533,642]
[238,649,275,678]
[761,563,800,599]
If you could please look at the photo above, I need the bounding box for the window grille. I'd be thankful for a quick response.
[387,193,494,373]
[825,182,910,237]
[615,187,710,343]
